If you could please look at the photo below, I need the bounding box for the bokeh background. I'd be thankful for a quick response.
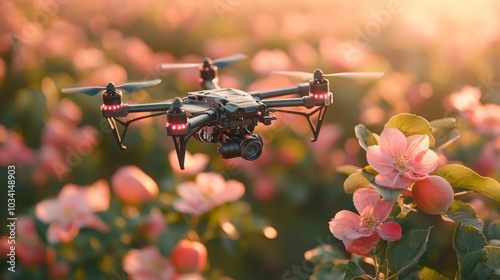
[1,0,500,279]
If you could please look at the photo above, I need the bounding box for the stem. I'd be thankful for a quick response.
[373,254,380,280]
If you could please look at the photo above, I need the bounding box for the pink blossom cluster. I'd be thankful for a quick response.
[329,187,402,255]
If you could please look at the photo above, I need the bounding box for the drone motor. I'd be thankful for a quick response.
[166,98,189,136]
[217,134,263,161]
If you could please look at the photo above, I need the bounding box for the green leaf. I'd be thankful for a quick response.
[400,266,449,280]
[386,228,431,278]
[312,262,347,280]
[337,165,362,176]
[345,260,367,280]
[385,113,435,147]
[156,224,188,257]
[484,246,500,275]
[343,170,374,194]
[385,113,433,135]
[435,164,500,202]
[429,118,460,151]
[304,244,346,264]
[460,250,493,280]
[453,224,488,261]
[486,220,500,240]
[443,200,484,231]
[354,124,378,151]
[372,182,404,202]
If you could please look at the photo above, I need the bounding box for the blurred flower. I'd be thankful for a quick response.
[250,49,292,75]
[468,103,500,136]
[174,172,245,215]
[111,165,159,204]
[288,41,318,68]
[168,150,209,177]
[16,215,46,266]
[35,180,110,244]
[329,187,402,255]
[139,209,167,243]
[367,128,439,190]
[252,176,276,201]
[474,138,500,176]
[0,126,34,165]
[445,86,481,112]
[123,246,177,279]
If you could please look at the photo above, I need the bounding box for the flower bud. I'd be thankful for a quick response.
[170,239,207,274]
[111,166,159,204]
[412,176,454,215]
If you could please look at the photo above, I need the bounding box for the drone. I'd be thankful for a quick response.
[62,54,383,169]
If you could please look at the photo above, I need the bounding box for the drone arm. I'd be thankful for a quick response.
[251,83,309,99]
[262,96,323,109]
[127,102,172,113]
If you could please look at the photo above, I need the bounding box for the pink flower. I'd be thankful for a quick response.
[445,86,481,112]
[123,246,177,280]
[0,126,34,166]
[468,103,500,136]
[366,128,439,190]
[139,209,168,243]
[16,216,47,266]
[329,187,402,255]
[111,165,159,204]
[35,180,110,244]
[174,172,245,215]
[168,150,209,177]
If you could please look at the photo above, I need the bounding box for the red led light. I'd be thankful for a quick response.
[168,123,187,131]
[101,104,123,111]
[309,92,331,99]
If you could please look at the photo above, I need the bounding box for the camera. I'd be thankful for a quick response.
[217,134,263,161]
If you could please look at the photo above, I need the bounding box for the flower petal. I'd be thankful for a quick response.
[85,180,110,212]
[373,197,395,222]
[377,221,402,241]
[35,199,61,223]
[378,128,407,158]
[376,173,414,190]
[367,145,395,174]
[405,134,429,160]
[343,232,380,255]
[353,187,380,215]
[329,210,361,240]
[409,150,439,175]
[215,179,245,204]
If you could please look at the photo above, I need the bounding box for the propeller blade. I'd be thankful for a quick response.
[212,53,247,68]
[323,72,385,79]
[61,79,161,96]
[160,54,246,70]
[61,86,106,96]
[272,71,384,80]
[160,63,201,70]
[117,79,162,93]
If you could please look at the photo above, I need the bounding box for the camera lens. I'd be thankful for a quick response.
[217,134,263,160]
[239,136,262,161]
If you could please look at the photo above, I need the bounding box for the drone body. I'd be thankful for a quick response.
[62,54,381,169]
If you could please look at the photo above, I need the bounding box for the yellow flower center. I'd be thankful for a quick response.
[394,155,408,173]
[362,215,379,230]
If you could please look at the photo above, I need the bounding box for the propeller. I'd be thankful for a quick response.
[272,70,384,81]
[160,54,247,70]
[61,79,162,96]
